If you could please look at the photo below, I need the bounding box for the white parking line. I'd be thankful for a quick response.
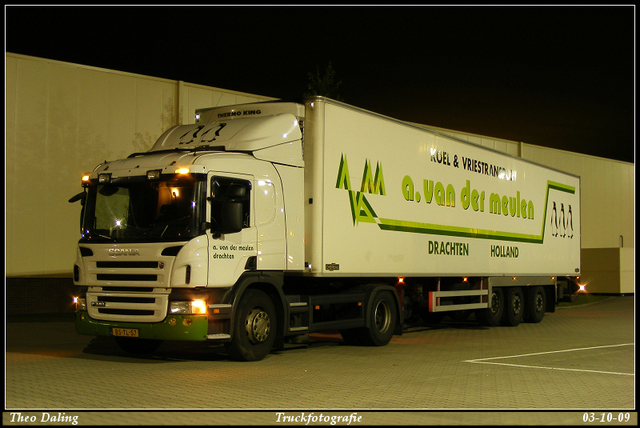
[464,343,635,376]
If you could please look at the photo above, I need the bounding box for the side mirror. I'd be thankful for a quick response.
[68,192,86,205]
[68,191,87,233]
[209,181,248,238]
[211,201,243,238]
[225,184,246,198]
[220,202,244,234]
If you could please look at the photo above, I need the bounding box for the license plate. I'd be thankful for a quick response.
[111,328,139,338]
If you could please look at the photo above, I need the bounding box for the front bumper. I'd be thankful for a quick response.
[75,311,208,341]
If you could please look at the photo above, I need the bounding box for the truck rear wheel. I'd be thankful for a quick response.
[475,287,504,326]
[524,286,546,323]
[501,287,524,326]
[358,291,397,346]
[225,289,277,361]
[114,337,162,355]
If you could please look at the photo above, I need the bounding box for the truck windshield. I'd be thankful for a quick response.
[80,174,207,243]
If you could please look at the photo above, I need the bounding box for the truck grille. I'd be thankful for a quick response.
[96,274,158,281]
[97,296,156,303]
[86,256,171,322]
[86,289,170,322]
[96,261,159,269]
[98,309,156,316]
[80,244,184,322]
[86,257,170,288]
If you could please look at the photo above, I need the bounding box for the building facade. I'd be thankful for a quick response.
[5,53,634,298]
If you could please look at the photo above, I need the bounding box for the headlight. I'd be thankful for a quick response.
[170,299,207,315]
[73,297,87,311]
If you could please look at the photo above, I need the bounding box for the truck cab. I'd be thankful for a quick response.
[72,100,401,361]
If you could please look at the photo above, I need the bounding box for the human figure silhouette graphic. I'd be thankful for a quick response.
[567,205,573,238]
[550,201,558,237]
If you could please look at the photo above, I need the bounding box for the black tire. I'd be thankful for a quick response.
[475,287,504,326]
[225,289,277,361]
[358,291,397,346]
[501,287,525,326]
[524,286,546,323]
[114,337,162,355]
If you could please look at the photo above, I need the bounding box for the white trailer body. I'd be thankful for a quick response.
[303,100,581,277]
[71,97,581,361]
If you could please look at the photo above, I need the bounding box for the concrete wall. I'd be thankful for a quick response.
[581,248,635,294]
[521,144,634,250]
[5,53,634,294]
[5,53,275,277]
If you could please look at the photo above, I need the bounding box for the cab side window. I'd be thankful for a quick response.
[211,177,251,228]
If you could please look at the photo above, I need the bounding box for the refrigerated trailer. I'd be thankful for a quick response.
[70,97,581,361]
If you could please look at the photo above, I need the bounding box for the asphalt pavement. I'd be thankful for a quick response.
[3,295,636,426]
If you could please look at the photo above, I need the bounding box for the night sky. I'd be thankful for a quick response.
[5,5,635,163]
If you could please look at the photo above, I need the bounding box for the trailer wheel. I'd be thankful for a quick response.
[114,337,162,355]
[501,287,524,326]
[225,289,277,361]
[524,286,546,323]
[475,287,504,326]
[359,291,397,346]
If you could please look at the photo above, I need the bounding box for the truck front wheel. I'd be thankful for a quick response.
[225,289,277,361]
[359,291,397,346]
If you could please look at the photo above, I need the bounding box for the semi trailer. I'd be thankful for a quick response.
[70,97,581,361]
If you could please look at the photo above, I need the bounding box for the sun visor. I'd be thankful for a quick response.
[149,113,302,153]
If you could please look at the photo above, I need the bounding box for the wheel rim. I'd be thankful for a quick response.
[374,300,391,334]
[490,292,501,315]
[512,293,522,315]
[534,292,544,313]
[245,308,271,344]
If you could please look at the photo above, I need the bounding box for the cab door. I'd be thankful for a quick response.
[207,173,258,287]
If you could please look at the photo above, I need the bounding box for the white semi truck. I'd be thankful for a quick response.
[70,97,581,361]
